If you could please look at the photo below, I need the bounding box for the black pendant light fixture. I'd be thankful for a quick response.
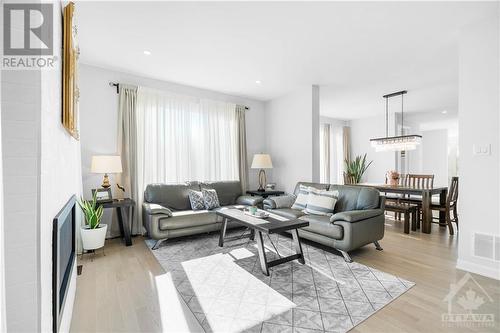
[370,90,422,152]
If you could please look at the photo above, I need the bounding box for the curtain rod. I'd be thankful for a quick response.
[108,81,249,110]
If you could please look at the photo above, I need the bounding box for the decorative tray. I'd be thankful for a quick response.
[244,211,269,219]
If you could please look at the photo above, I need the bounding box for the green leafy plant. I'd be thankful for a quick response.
[78,191,104,229]
[345,153,373,184]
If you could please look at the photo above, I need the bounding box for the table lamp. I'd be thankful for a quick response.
[91,155,123,188]
[251,154,273,192]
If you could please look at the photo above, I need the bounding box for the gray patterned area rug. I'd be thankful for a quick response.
[146,230,414,333]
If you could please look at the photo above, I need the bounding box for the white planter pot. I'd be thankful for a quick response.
[81,224,108,251]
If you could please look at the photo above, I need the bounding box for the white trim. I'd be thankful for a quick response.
[456,259,500,280]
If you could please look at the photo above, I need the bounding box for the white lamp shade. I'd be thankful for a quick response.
[251,154,273,169]
[91,155,123,174]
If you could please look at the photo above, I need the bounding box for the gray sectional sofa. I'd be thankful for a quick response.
[142,181,263,249]
[263,182,386,262]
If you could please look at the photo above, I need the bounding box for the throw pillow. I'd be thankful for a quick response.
[291,185,312,210]
[304,189,339,216]
[202,188,220,210]
[272,194,297,209]
[188,190,205,210]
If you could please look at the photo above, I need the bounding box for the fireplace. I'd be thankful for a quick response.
[52,195,76,333]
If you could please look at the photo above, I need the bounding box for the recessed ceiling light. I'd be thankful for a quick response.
[255,80,261,84]
[143,50,151,56]
[442,110,447,114]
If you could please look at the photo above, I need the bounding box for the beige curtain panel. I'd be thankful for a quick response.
[236,105,248,193]
[116,84,142,235]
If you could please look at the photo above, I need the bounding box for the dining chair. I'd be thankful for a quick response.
[431,177,459,235]
[399,174,434,224]
[385,174,408,220]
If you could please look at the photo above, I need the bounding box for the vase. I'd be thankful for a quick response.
[81,224,108,250]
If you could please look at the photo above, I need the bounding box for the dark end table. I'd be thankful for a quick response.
[246,190,285,198]
[97,198,135,246]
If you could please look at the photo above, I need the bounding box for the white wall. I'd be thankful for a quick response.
[457,14,500,279]
[78,64,266,234]
[39,2,82,331]
[0,64,5,333]
[420,130,449,187]
[1,59,42,333]
[350,115,396,183]
[264,86,319,193]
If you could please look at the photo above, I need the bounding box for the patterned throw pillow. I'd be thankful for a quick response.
[291,185,312,210]
[188,190,205,210]
[304,189,339,216]
[202,188,220,210]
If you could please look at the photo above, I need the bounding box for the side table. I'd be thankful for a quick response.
[98,198,135,246]
[246,190,285,199]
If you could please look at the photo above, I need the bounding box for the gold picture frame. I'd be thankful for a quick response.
[62,2,79,140]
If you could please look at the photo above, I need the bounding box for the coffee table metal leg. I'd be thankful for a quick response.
[249,228,255,241]
[291,229,305,264]
[218,217,228,247]
[256,231,269,276]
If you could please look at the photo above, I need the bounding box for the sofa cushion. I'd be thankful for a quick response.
[291,185,311,210]
[144,183,200,211]
[293,182,330,195]
[268,208,305,220]
[159,210,218,230]
[299,215,343,240]
[202,188,221,209]
[328,185,380,213]
[304,188,338,216]
[188,190,205,210]
[201,181,242,206]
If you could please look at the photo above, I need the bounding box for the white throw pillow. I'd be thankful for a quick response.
[291,185,312,210]
[304,189,338,216]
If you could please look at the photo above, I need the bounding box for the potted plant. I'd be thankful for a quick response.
[78,192,107,251]
[345,153,373,184]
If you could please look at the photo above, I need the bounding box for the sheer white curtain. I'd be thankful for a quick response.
[136,87,239,189]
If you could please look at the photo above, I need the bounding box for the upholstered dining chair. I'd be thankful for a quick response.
[431,177,459,235]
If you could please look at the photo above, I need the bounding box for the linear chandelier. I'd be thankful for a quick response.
[370,90,422,152]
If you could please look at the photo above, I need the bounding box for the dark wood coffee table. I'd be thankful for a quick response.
[216,208,308,276]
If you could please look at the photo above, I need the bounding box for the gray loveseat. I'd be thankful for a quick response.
[263,182,385,262]
[143,181,263,249]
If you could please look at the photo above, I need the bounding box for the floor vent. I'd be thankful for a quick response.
[474,233,495,260]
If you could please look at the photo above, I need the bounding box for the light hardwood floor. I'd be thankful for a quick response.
[70,218,500,332]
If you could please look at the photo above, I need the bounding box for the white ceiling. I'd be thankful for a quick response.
[76,1,497,118]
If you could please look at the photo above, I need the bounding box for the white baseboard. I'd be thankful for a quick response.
[456,259,500,280]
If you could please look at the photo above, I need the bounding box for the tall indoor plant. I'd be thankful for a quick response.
[345,153,373,184]
[78,192,107,251]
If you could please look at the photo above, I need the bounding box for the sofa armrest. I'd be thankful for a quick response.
[236,195,264,206]
[330,209,383,223]
[263,194,296,210]
[143,202,173,216]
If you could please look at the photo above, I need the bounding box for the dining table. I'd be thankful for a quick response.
[353,183,448,234]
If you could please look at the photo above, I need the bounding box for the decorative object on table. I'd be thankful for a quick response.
[62,2,80,140]
[91,155,123,188]
[246,190,285,199]
[386,170,400,186]
[344,153,373,184]
[244,210,269,218]
[265,183,276,190]
[116,183,125,192]
[370,90,422,152]
[188,189,205,210]
[201,188,220,209]
[78,191,107,251]
[91,188,112,203]
[251,153,273,192]
[248,206,258,215]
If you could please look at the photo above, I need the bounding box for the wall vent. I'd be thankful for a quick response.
[474,233,494,260]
